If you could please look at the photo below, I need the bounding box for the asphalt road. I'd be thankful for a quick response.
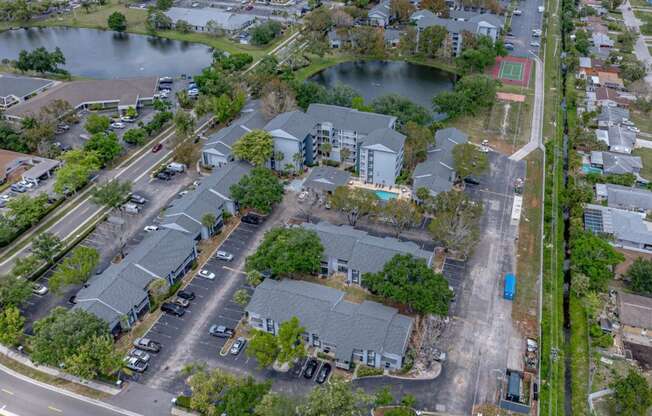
[0,116,212,276]
[508,0,544,57]
[0,366,135,416]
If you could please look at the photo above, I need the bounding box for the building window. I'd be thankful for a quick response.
[367,351,376,366]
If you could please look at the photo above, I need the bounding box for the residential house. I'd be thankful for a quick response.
[264,110,317,171]
[595,183,652,213]
[617,292,652,365]
[590,151,643,177]
[384,28,401,48]
[303,166,351,195]
[597,106,630,128]
[606,125,636,154]
[578,56,593,79]
[202,109,266,167]
[368,0,391,27]
[584,204,652,252]
[410,10,503,56]
[73,228,197,334]
[589,46,611,60]
[412,127,468,199]
[245,279,414,370]
[359,128,405,186]
[597,72,624,90]
[0,74,54,111]
[301,221,433,285]
[165,7,256,33]
[161,161,252,239]
[591,32,614,48]
[328,29,347,49]
[594,87,631,108]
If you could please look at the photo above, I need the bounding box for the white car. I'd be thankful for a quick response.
[18,180,34,189]
[627,126,640,133]
[513,9,522,15]
[144,225,159,232]
[199,269,216,280]
[530,41,540,47]
[0,194,10,202]
[110,122,126,129]
[128,348,151,363]
[215,251,234,261]
[32,283,48,296]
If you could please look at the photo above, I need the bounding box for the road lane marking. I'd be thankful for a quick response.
[222,266,246,275]
[1,389,13,395]
[48,406,62,413]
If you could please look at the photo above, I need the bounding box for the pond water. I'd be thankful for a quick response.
[309,60,455,113]
[0,27,213,79]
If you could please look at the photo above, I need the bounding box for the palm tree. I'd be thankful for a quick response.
[201,213,217,238]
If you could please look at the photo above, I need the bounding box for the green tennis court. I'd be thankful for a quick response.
[499,61,524,81]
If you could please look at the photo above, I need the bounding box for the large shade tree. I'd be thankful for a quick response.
[245,228,323,276]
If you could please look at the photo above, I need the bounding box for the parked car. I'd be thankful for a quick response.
[230,337,246,355]
[130,194,147,204]
[133,338,161,353]
[464,176,481,186]
[10,184,26,193]
[303,358,319,379]
[173,296,190,308]
[530,41,540,47]
[315,362,331,384]
[292,359,306,376]
[57,123,70,131]
[504,43,514,50]
[627,126,640,133]
[120,115,137,123]
[156,172,171,181]
[209,324,234,338]
[513,9,522,14]
[198,269,216,280]
[123,356,148,373]
[241,213,263,225]
[178,290,195,300]
[144,225,159,232]
[161,302,185,316]
[215,251,234,261]
[622,118,635,126]
[128,348,151,363]
[32,283,48,296]
[152,143,163,153]
[110,122,126,129]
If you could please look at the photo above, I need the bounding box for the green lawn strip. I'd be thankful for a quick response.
[569,295,589,415]
[632,148,652,180]
[630,109,652,134]
[0,353,109,400]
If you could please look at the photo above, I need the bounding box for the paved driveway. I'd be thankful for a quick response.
[507,0,544,58]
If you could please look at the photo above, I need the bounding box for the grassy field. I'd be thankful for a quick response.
[632,148,652,180]
[569,295,589,416]
[630,109,652,134]
[0,0,284,59]
[514,150,543,339]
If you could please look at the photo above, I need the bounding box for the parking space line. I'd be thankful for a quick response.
[222,266,246,275]
[218,315,240,323]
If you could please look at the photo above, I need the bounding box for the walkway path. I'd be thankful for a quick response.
[621,1,652,87]
[509,52,544,161]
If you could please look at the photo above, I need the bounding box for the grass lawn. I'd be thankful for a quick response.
[630,109,652,134]
[630,0,652,8]
[632,148,652,180]
[514,150,543,338]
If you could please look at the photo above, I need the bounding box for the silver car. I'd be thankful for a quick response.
[215,251,234,261]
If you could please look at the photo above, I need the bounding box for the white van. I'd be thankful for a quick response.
[167,162,187,173]
[123,203,141,214]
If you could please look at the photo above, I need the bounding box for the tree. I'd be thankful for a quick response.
[351,27,385,57]
[300,379,372,416]
[610,370,652,416]
[173,140,199,167]
[0,306,25,347]
[327,83,361,108]
[174,110,195,139]
[0,122,29,153]
[54,149,101,194]
[277,316,305,364]
[363,254,452,314]
[201,212,217,231]
[626,257,652,295]
[107,11,127,32]
[230,168,284,214]
[433,74,498,119]
[6,193,49,229]
[421,0,448,16]
[390,0,415,22]
[574,30,590,55]
[329,186,379,226]
[621,57,646,82]
[31,308,114,374]
[427,190,483,257]
[218,377,271,416]
[251,20,282,45]
[455,36,503,74]
[195,92,245,124]
[231,130,274,167]
[452,143,489,179]
[403,122,434,172]
[49,246,100,294]
[146,9,172,32]
[123,127,147,145]
[401,394,416,408]
[332,9,354,27]
[84,132,121,165]
[293,81,329,110]
[382,199,423,237]
[245,227,323,276]
[32,232,62,264]
[232,288,251,306]
[571,231,624,291]
[91,180,132,209]
[247,270,263,287]
[304,8,333,32]
[14,47,66,74]
[246,330,280,368]
[420,25,448,58]
[85,114,110,134]
[261,79,297,119]
[370,94,432,126]
[175,19,191,33]
[64,334,121,379]
[156,0,172,10]
[183,365,236,416]
[255,392,301,416]
[10,256,41,280]
[375,386,394,406]
[0,275,31,307]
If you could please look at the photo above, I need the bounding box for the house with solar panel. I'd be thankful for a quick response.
[245,279,414,370]
[584,203,652,252]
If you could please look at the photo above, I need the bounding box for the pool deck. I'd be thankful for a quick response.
[348,178,412,200]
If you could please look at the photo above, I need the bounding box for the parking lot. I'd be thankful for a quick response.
[506,0,545,58]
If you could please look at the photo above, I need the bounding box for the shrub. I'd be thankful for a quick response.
[357,365,384,377]
[123,128,147,145]
[175,396,192,409]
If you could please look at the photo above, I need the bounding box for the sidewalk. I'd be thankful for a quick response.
[621,1,652,88]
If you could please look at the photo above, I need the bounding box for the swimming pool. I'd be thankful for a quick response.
[375,190,399,201]
[581,164,602,174]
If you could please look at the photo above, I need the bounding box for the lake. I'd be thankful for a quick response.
[309,60,455,113]
[0,27,213,79]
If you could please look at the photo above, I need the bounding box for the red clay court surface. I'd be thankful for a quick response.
[489,56,532,87]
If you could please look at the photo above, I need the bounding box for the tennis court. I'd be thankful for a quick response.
[499,61,524,81]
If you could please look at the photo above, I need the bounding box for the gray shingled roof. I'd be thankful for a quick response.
[203,109,267,158]
[264,111,316,141]
[245,279,413,360]
[585,203,652,246]
[608,125,636,150]
[591,151,642,175]
[597,107,630,125]
[165,7,255,31]
[302,222,433,274]
[618,292,652,330]
[361,128,406,153]
[597,183,652,212]
[304,166,351,193]
[306,104,396,135]
[369,0,390,18]
[0,74,54,100]
[412,128,468,196]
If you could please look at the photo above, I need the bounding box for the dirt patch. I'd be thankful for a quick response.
[614,248,652,279]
